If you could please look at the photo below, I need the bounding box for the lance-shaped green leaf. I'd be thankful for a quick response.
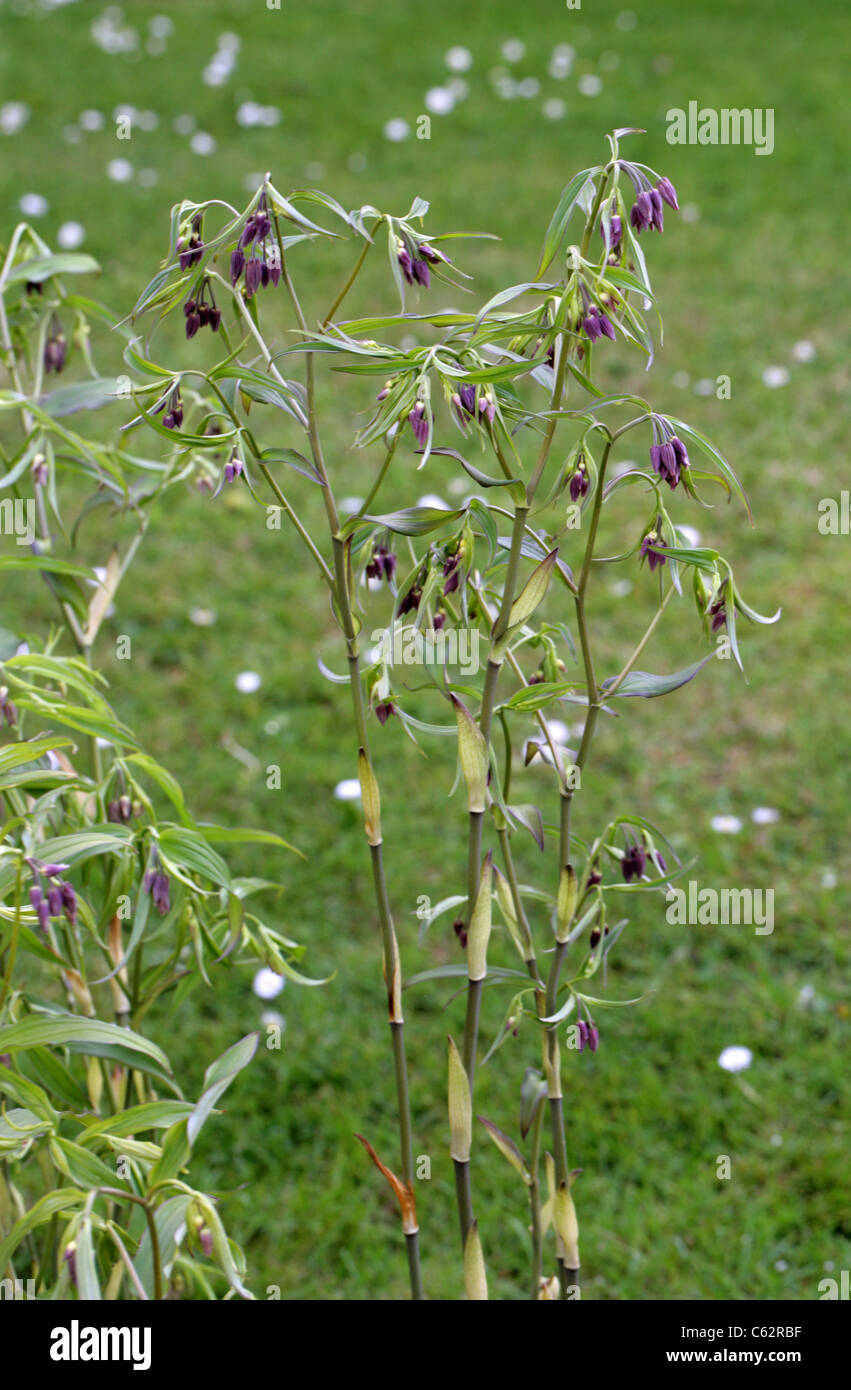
[519,1067,548,1141]
[357,748,382,845]
[556,863,578,944]
[463,1219,488,1300]
[187,1033,258,1146]
[493,864,527,962]
[505,548,559,632]
[554,1181,580,1270]
[467,851,493,982]
[448,1035,472,1163]
[452,694,489,814]
[74,1216,101,1301]
[0,1014,174,1086]
[49,1135,127,1192]
[478,1116,530,1184]
[602,654,715,699]
[0,1188,86,1270]
[537,167,597,276]
[4,252,100,287]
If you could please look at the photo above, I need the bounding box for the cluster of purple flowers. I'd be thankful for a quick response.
[178,215,205,270]
[398,581,423,617]
[28,860,77,933]
[577,1019,599,1053]
[397,239,444,287]
[582,303,616,344]
[569,458,590,502]
[621,843,647,882]
[0,686,17,727]
[183,285,221,339]
[154,386,184,431]
[230,195,280,298]
[650,434,690,489]
[408,400,431,447]
[366,544,397,583]
[143,867,171,917]
[629,176,679,235]
[451,384,496,428]
[224,454,243,485]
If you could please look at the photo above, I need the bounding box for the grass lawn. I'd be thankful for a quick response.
[0,0,848,1299]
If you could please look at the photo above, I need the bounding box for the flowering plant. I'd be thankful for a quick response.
[68,127,777,1299]
[0,222,314,1298]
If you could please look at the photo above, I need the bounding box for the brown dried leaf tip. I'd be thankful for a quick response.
[354,1133,418,1235]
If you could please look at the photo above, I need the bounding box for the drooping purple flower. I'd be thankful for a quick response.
[640,533,667,572]
[43,327,67,374]
[648,187,664,233]
[443,551,462,595]
[152,872,171,917]
[709,598,727,633]
[185,312,201,339]
[453,917,468,950]
[397,585,422,617]
[408,401,429,447]
[576,1020,589,1053]
[411,259,430,288]
[244,256,263,297]
[418,243,447,265]
[0,689,17,727]
[29,886,43,911]
[583,309,603,343]
[397,245,414,284]
[587,1023,599,1053]
[47,886,63,917]
[629,191,654,234]
[650,438,683,489]
[477,392,496,424]
[230,248,245,285]
[621,844,647,882]
[600,212,623,252]
[374,701,395,725]
[657,176,679,211]
[670,435,689,474]
[59,881,77,926]
[569,464,589,503]
[458,384,477,416]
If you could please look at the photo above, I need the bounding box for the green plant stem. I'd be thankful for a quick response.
[321,221,380,326]
[462,978,482,1088]
[528,1097,545,1297]
[271,240,423,1299]
[454,1159,474,1248]
[461,504,529,1083]
[606,583,675,695]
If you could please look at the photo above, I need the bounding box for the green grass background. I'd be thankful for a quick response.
[0,0,848,1299]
